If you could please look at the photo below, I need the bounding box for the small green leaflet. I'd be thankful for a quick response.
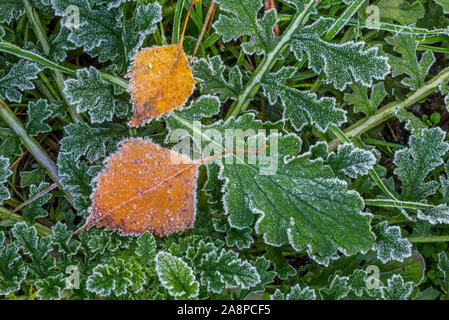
[386,34,435,90]
[372,222,412,264]
[0,232,27,295]
[0,156,12,203]
[25,99,54,136]
[271,284,316,300]
[22,182,52,224]
[0,60,43,103]
[380,274,414,300]
[0,0,25,24]
[344,82,387,116]
[394,127,449,201]
[155,251,199,299]
[327,143,377,179]
[435,0,449,14]
[135,232,156,264]
[319,275,350,300]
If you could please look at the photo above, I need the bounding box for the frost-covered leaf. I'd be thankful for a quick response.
[25,99,54,136]
[344,82,387,116]
[225,227,253,250]
[348,269,368,297]
[64,67,130,123]
[59,122,128,162]
[327,143,376,179]
[394,128,449,201]
[20,168,46,187]
[35,274,66,300]
[380,274,414,300]
[193,56,242,102]
[372,222,412,263]
[155,251,199,299]
[49,26,76,62]
[0,60,42,103]
[23,182,52,224]
[261,67,345,132]
[417,204,449,225]
[319,275,350,300]
[0,234,27,295]
[265,246,296,280]
[0,0,24,24]
[135,232,156,263]
[0,156,12,204]
[51,222,80,258]
[213,0,278,55]
[271,284,316,300]
[378,0,425,25]
[290,18,390,90]
[386,34,435,90]
[437,251,449,294]
[237,257,276,298]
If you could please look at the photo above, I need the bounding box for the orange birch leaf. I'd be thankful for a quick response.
[75,138,199,237]
[127,45,195,127]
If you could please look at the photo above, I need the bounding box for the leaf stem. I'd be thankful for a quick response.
[364,199,434,210]
[328,66,449,151]
[225,0,317,119]
[323,0,365,41]
[408,236,449,243]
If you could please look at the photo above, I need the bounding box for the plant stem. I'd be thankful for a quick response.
[408,236,449,243]
[21,0,83,123]
[364,199,434,210]
[0,99,74,204]
[0,207,52,236]
[328,66,449,151]
[323,0,365,41]
[225,0,317,119]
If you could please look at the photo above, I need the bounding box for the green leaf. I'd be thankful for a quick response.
[417,204,449,225]
[25,99,54,136]
[0,0,24,24]
[49,26,76,62]
[193,56,243,102]
[372,222,412,264]
[22,182,52,224]
[378,0,425,25]
[20,168,46,187]
[237,256,276,299]
[225,227,253,250]
[135,232,156,264]
[0,156,12,203]
[0,60,43,103]
[213,0,278,55]
[59,122,128,162]
[35,274,66,300]
[435,0,449,14]
[394,128,449,201]
[290,17,390,90]
[51,222,80,258]
[261,67,346,132]
[271,284,316,300]
[437,251,449,294]
[327,143,376,179]
[265,246,296,280]
[380,274,414,300]
[386,34,435,90]
[64,67,130,123]
[155,251,199,299]
[348,269,368,297]
[344,82,387,116]
[319,275,350,300]
[0,234,27,295]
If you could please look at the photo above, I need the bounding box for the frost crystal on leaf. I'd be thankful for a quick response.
[0,157,12,204]
[372,221,412,263]
[328,143,377,179]
[155,251,199,299]
[271,284,316,300]
[0,60,43,103]
[319,275,350,300]
[380,274,414,300]
[344,82,387,116]
[0,0,25,24]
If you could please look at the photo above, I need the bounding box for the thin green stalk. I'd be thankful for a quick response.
[226,0,317,119]
[0,99,74,204]
[0,207,52,236]
[364,199,434,210]
[323,0,365,41]
[21,0,83,123]
[408,236,449,243]
[328,66,449,151]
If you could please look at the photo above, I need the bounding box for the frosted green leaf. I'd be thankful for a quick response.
[344,82,387,116]
[35,274,66,300]
[437,251,449,294]
[0,0,24,23]
[225,227,253,250]
[394,128,449,201]
[57,153,91,201]
[328,143,376,179]
[0,156,12,204]
[372,222,412,263]
[380,274,414,300]
[386,34,435,90]
[0,236,27,295]
[136,232,156,263]
[348,269,368,297]
[49,26,76,62]
[25,99,53,136]
[59,122,128,162]
[64,67,130,123]
[319,275,350,300]
[261,67,346,132]
[20,168,46,187]
[86,264,116,297]
[417,204,449,225]
[378,0,425,25]
[155,251,199,299]
[394,109,427,132]
[213,0,278,55]
[193,56,243,102]
[436,0,449,13]
[271,284,316,300]
[290,18,390,90]
[51,222,80,258]
[23,182,52,224]
[237,257,276,299]
[265,246,296,280]
[0,60,43,103]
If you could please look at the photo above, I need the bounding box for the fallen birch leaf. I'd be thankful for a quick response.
[75,138,199,236]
